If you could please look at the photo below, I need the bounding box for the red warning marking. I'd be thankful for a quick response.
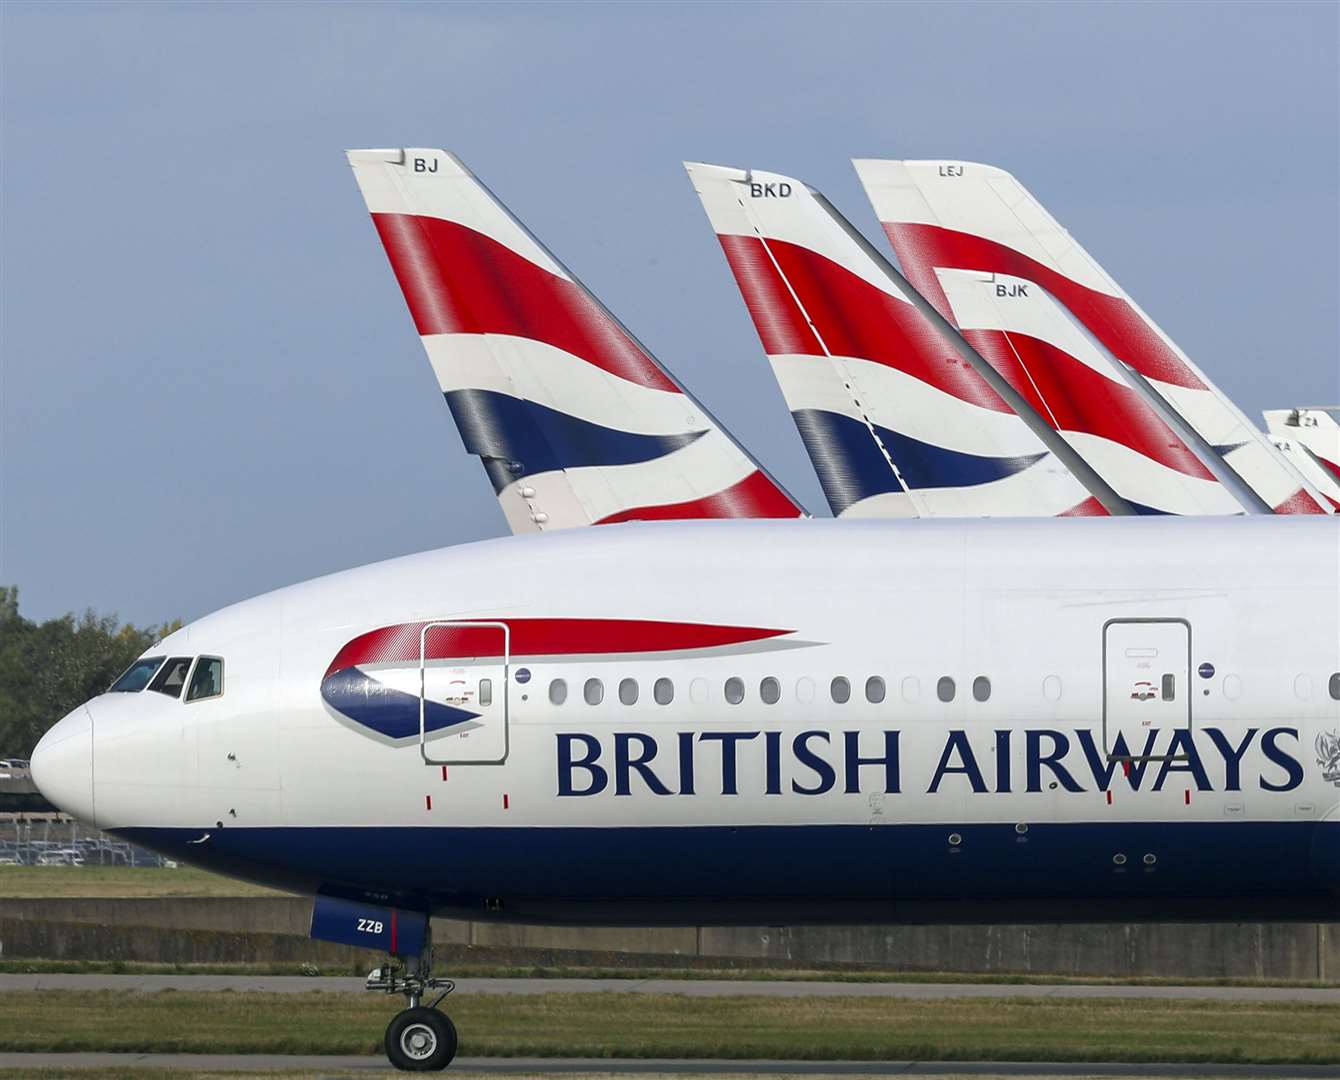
[503,793,510,810]
[441,766,449,781]
[425,795,432,811]
[1105,791,1113,805]
[1184,789,1191,805]
[390,907,398,953]
[1121,760,1131,777]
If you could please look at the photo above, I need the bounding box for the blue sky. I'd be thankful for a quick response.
[2,0,1336,627]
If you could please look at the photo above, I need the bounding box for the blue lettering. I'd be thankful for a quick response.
[1259,727,1304,792]
[699,731,759,796]
[844,730,900,794]
[557,733,607,796]
[1153,729,1212,791]
[764,731,782,796]
[1026,730,1084,793]
[994,729,1012,793]
[792,731,835,795]
[677,731,696,795]
[614,733,672,796]
[1204,727,1257,791]
[1076,729,1160,790]
[928,730,987,794]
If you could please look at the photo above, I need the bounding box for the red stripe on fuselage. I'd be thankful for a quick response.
[325,619,793,677]
[884,223,1208,391]
[596,469,802,524]
[371,213,679,393]
[963,329,1216,480]
[717,235,1011,412]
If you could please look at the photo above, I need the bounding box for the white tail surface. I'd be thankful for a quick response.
[1264,408,1340,510]
[347,149,802,534]
[686,162,1102,518]
[854,159,1331,515]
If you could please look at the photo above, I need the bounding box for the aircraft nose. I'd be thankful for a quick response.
[30,704,95,825]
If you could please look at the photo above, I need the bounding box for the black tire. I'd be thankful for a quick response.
[385,1006,458,1071]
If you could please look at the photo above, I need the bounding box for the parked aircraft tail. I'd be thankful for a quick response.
[854,159,1330,515]
[686,161,1109,518]
[347,148,803,533]
[1265,408,1340,510]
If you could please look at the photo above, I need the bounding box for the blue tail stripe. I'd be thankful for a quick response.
[445,389,706,491]
[792,409,1046,513]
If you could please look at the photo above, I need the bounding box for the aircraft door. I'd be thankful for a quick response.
[1102,619,1190,759]
[419,621,508,765]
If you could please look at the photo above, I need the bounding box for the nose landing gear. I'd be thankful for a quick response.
[366,942,457,1071]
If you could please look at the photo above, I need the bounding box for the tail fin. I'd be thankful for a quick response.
[854,159,1331,515]
[1264,408,1340,510]
[686,162,1105,518]
[347,148,802,533]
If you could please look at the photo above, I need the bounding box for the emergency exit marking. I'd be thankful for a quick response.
[425,795,432,811]
[1105,791,1113,805]
[441,766,449,781]
[1184,789,1191,805]
[503,793,510,810]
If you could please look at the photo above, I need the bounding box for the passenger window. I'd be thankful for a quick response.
[548,678,567,705]
[1330,673,1339,701]
[865,676,885,704]
[618,678,638,706]
[653,677,674,705]
[831,677,850,704]
[689,678,709,704]
[479,678,493,707]
[936,676,956,703]
[901,676,920,703]
[185,657,224,702]
[148,657,192,698]
[584,678,604,706]
[796,677,815,704]
[109,657,165,693]
[972,676,991,702]
[724,677,744,705]
[760,677,780,705]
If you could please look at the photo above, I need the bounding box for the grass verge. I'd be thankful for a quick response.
[0,866,283,899]
[0,990,1336,1063]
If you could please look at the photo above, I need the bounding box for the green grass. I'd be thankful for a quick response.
[0,865,284,898]
[0,990,1335,1063]
[0,956,1335,989]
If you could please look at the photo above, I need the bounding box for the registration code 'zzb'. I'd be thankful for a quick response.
[357,918,384,935]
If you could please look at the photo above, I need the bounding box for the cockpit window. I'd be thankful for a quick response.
[148,657,193,699]
[185,657,224,702]
[109,657,165,693]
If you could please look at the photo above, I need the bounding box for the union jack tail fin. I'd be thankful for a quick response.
[347,148,802,533]
[1264,408,1340,511]
[686,161,1106,518]
[854,159,1330,515]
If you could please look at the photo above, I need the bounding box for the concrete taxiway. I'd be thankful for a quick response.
[3,973,1338,1001]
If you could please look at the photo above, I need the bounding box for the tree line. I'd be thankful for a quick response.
[0,587,180,757]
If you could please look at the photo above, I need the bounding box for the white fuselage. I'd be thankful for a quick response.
[31,516,1340,924]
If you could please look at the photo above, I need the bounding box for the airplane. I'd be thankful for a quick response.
[686,163,1244,518]
[27,152,1340,1074]
[1265,408,1340,511]
[854,160,1332,516]
[345,148,804,533]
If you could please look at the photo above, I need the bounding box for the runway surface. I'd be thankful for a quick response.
[2,973,1337,1001]
[1,1055,1339,1077]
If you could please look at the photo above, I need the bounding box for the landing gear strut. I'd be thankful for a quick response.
[367,935,457,1071]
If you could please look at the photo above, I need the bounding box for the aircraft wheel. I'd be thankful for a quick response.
[385,1006,457,1071]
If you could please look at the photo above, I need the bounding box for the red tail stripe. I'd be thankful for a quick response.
[371,213,679,393]
[885,223,1208,392]
[325,619,792,677]
[1058,496,1110,517]
[963,329,1217,480]
[1272,488,1328,515]
[718,235,1011,412]
[596,470,802,524]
